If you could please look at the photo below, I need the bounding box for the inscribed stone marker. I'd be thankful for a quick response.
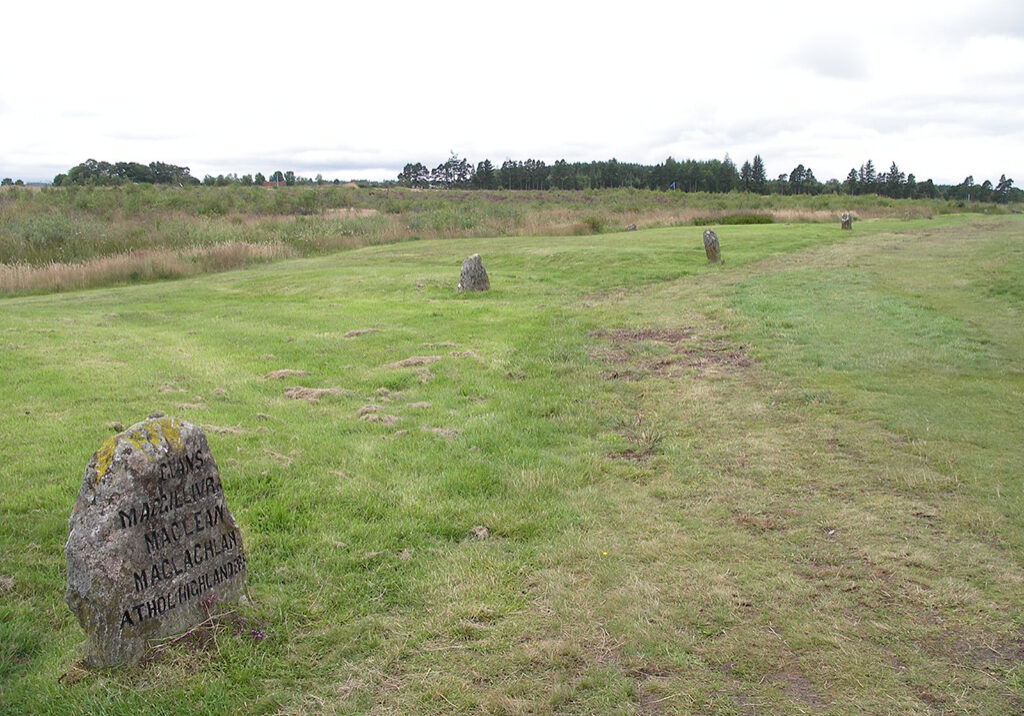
[65,417,247,667]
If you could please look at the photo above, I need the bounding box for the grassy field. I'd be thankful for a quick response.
[1,184,1011,295]
[1,214,1021,713]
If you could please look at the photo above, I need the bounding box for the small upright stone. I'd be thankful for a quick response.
[65,417,247,667]
[703,229,723,264]
[458,254,490,292]
[625,223,638,232]
[841,212,852,230]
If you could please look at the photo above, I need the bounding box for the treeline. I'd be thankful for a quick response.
[52,160,340,188]
[45,156,1021,203]
[398,153,1021,202]
[53,160,200,187]
[197,170,340,187]
[839,161,1017,202]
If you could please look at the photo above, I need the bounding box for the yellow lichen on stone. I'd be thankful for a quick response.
[92,438,118,484]
[91,417,186,486]
[122,417,184,461]
[155,417,184,452]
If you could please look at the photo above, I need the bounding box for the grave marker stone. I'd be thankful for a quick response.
[65,416,247,667]
[703,229,723,264]
[457,253,490,292]
[841,212,853,230]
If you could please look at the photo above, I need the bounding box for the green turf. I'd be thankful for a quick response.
[1,215,1021,713]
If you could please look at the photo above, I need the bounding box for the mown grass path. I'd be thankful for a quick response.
[1,215,1021,713]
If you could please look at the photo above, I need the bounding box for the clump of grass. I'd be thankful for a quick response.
[693,212,774,226]
[575,215,607,234]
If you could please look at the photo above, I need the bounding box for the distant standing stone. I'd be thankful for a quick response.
[458,253,490,292]
[65,417,247,667]
[841,212,853,230]
[625,224,638,231]
[703,229,723,264]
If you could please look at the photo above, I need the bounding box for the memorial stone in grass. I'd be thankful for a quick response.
[703,229,723,264]
[65,417,247,667]
[458,253,490,292]
[841,212,853,230]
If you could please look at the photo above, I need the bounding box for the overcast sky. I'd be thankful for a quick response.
[2,0,1022,185]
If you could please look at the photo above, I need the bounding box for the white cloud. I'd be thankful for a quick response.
[791,39,868,80]
[0,0,1021,184]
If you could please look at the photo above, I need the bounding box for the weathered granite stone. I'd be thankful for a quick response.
[625,224,638,231]
[458,253,490,292]
[703,229,723,264]
[65,417,246,667]
[841,212,853,230]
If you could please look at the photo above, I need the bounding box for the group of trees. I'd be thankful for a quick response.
[838,160,1017,201]
[53,160,200,187]
[400,154,741,192]
[945,174,1016,203]
[199,170,338,187]
[396,153,1020,202]
[43,156,1020,202]
[839,160,933,199]
[51,160,339,188]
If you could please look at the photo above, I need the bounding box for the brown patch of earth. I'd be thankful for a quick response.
[57,663,91,686]
[344,329,376,338]
[284,387,345,402]
[407,402,431,409]
[361,413,398,426]
[204,425,246,435]
[924,629,1024,671]
[265,369,311,380]
[423,426,459,440]
[614,447,656,462]
[391,355,441,368]
[590,327,752,380]
[734,511,785,532]
[767,668,827,711]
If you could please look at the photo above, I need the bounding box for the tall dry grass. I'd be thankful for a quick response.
[0,242,295,294]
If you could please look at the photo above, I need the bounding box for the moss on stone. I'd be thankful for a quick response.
[91,417,185,485]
